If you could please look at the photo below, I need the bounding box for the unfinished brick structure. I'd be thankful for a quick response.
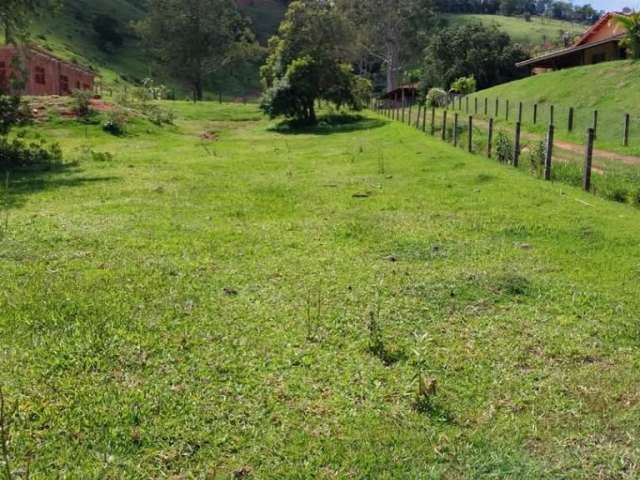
[0,46,95,96]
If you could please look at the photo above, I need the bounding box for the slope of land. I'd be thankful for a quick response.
[464,60,640,155]
[1,103,640,477]
[5,0,284,95]
[446,14,587,47]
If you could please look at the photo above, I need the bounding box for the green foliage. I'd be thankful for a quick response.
[260,1,370,124]
[136,0,256,100]
[103,108,129,135]
[450,76,477,95]
[0,95,26,135]
[495,131,513,164]
[72,89,94,119]
[425,88,448,108]
[92,14,123,52]
[423,22,528,90]
[616,12,640,59]
[528,140,545,176]
[0,134,62,170]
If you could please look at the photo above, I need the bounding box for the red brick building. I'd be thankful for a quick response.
[0,46,95,96]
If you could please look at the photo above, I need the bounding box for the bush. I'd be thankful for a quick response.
[450,76,477,95]
[0,95,31,135]
[103,108,129,135]
[0,135,63,171]
[495,132,513,164]
[528,140,545,176]
[72,89,94,119]
[425,88,448,108]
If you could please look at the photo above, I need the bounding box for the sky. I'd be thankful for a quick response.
[585,0,639,10]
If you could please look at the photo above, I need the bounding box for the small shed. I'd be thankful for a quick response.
[0,45,95,96]
[380,84,418,107]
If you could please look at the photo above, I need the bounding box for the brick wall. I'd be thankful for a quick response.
[0,46,95,96]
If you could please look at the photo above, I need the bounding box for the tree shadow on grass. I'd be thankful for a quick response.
[269,113,388,136]
[2,164,118,210]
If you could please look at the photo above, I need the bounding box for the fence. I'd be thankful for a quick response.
[370,98,640,205]
[448,95,639,154]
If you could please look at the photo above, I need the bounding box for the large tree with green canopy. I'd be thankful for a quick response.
[260,0,371,125]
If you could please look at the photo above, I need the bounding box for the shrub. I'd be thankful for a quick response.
[0,95,31,135]
[425,88,448,108]
[103,108,129,135]
[495,132,513,164]
[72,89,94,119]
[450,76,477,95]
[528,140,545,177]
[0,135,63,171]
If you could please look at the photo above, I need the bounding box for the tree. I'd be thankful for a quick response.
[422,23,528,91]
[616,12,640,60]
[0,0,60,44]
[337,0,436,92]
[92,14,124,52]
[260,1,370,124]
[136,0,255,101]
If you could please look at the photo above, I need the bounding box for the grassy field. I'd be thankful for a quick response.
[464,60,640,156]
[2,102,640,478]
[446,14,586,47]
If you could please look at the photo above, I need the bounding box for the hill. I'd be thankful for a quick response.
[2,0,285,96]
[464,60,640,154]
[446,14,587,48]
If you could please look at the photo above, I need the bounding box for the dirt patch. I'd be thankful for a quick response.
[200,131,219,141]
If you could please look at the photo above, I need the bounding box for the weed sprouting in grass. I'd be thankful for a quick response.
[304,284,323,342]
[377,151,385,175]
[528,140,545,177]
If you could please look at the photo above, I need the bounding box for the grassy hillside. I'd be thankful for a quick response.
[447,14,587,47]
[2,103,640,477]
[3,0,284,96]
[464,60,640,154]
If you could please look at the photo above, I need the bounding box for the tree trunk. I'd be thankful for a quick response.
[385,42,400,93]
[192,79,203,103]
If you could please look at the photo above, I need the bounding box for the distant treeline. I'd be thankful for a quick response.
[433,0,603,24]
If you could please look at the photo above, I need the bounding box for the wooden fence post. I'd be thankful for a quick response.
[544,124,554,181]
[474,98,478,115]
[442,110,448,141]
[453,113,459,147]
[415,104,422,129]
[624,113,630,147]
[484,98,488,116]
[583,128,595,192]
[487,118,494,158]
[408,102,413,125]
[431,106,436,136]
[401,98,406,123]
[422,105,427,133]
[513,122,521,167]
[568,107,574,132]
[593,110,598,138]
[495,98,499,117]
[550,105,555,126]
[518,102,523,123]
[468,116,473,153]
[533,104,538,124]
[466,96,470,114]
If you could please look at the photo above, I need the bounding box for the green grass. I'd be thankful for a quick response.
[446,14,587,47]
[2,102,640,478]
[463,60,640,156]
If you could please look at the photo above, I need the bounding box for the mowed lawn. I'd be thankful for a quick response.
[1,102,640,479]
